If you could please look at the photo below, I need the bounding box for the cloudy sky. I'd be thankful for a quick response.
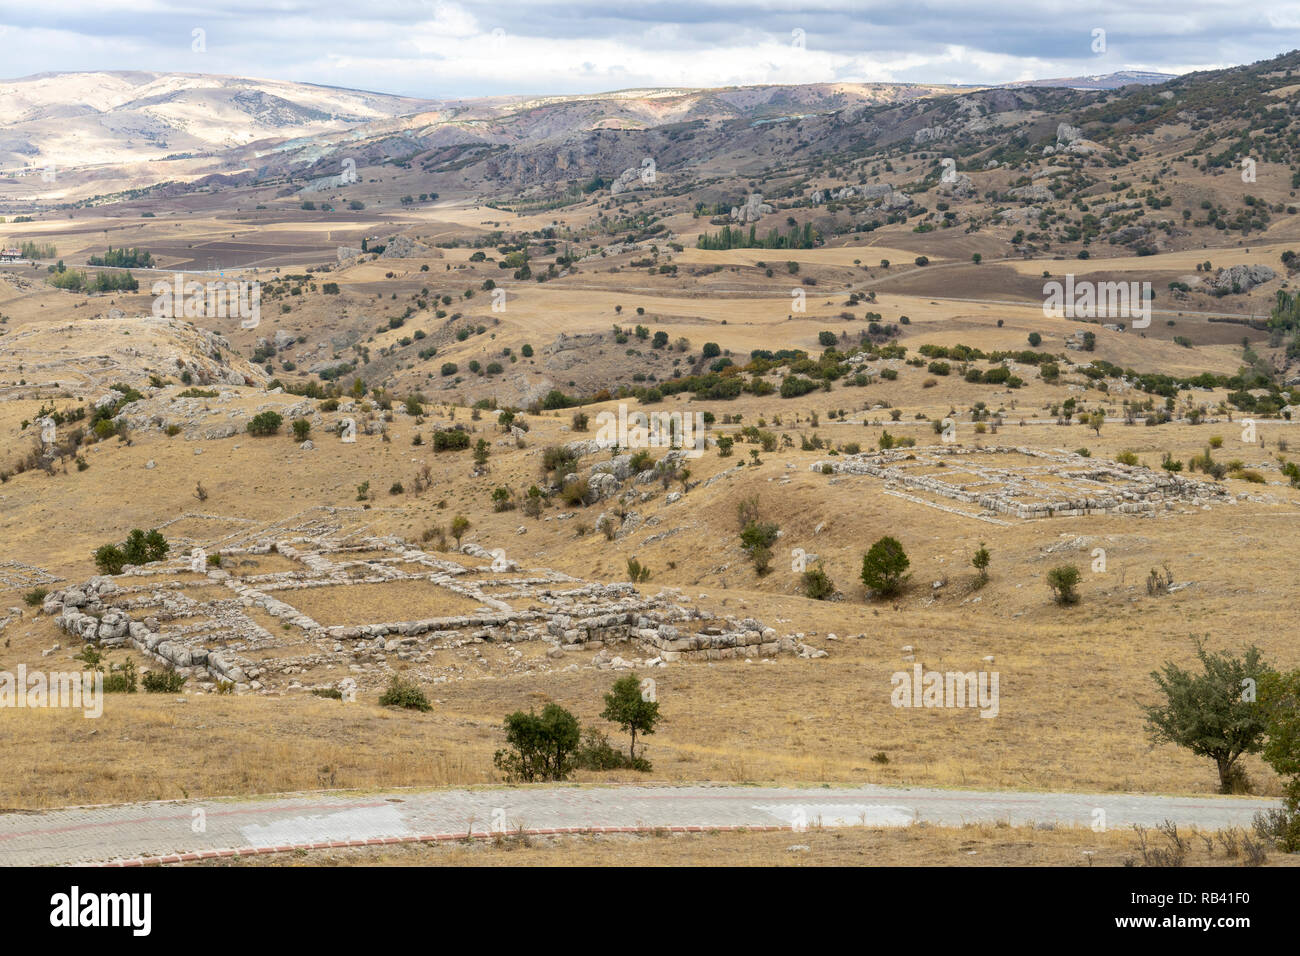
[0,1,1297,98]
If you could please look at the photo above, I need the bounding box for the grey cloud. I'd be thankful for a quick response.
[0,0,1296,95]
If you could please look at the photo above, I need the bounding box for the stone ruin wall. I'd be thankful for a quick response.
[815,445,1238,518]
[40,536,813,694]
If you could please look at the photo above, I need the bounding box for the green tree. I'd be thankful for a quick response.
[740,520,779,575]
[117,528,167,566]
[143,529,169,562]
[1087,410,1105,436]
[122,528,149,565]
[246,411,283,436]
[601,674,661,764]
[1258,668,1300,849]
[94,544,126,575]
[971,542,990,584]
[1145,640,1272,793]
[493,704,581,782]
[1046,565,1081,605]
[451,514,470,546]
[292,418,311,441]
[861,536,910,598]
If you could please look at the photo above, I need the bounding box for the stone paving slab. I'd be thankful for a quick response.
[0,784,1279,866]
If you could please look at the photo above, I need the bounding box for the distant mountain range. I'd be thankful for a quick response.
[0,69,1177,176]
[1003,70,1177,90]
[0,71,431,169]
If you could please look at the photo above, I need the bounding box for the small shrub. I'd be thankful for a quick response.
[574,728,640,771]
[451,514,470,545]
[246,411,283,436]
[1046,565,1081,605]
[802,562,835,600]
[1146,564,1174,596]
[378,675,432,711]
[740,520,780,575]
[626,557,652,583]
[102,659,138,693]
[561,477,589,507]
[142,668,187,693]
[493,704,581,782]
[861,536,909,598]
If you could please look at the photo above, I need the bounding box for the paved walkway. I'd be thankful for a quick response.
[0,784,1278,865]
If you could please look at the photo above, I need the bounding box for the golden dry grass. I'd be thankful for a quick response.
[276,579,492,627]
[1,382,1298,808]
[2,182,1299,825]
[189,821,1300,867]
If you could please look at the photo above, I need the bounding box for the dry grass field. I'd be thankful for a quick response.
[2,275,1298,813]
[3,57,1300,870]
[192,822,1299,867]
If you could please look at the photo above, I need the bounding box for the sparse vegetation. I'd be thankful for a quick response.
[861,536,909,598]
[1145,640,1271,794]
[378,675,432,712]
[1046,565,1081,606]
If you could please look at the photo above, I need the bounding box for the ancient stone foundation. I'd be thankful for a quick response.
[42,522,810,696]
[814,445,1238,519]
